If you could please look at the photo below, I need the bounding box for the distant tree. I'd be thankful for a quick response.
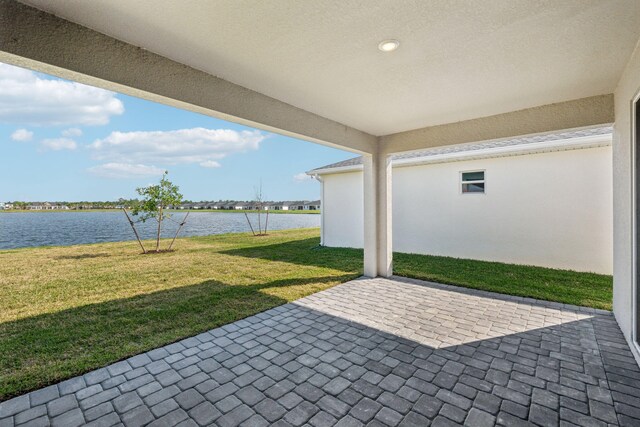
[123,171,187,253]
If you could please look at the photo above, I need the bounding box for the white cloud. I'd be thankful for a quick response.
[40,138,77,151]
[62,128,83,137]
[88,163,166,179]
[11,128,33,141]
[293,172,312,182]
[200,160,221,168]
[90,127,265,167]
[0,63,124,126]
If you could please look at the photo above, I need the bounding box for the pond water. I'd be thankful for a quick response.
[0,211,320,249]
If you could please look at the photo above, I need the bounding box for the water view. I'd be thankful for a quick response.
[0,211,320,249]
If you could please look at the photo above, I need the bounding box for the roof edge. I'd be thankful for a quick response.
[307,131,612,176]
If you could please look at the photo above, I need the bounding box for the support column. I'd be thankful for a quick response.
[363,150,393,278]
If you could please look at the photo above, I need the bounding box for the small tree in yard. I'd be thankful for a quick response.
[123,171,187,253]
[244,181,270,236]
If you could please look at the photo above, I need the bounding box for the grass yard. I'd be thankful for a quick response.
[0,228,612,399]
[394,253,613,311]
[0,228,361,400]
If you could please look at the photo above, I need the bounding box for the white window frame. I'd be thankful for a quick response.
[460,170,486,195]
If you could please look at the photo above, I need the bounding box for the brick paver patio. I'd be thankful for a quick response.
[1,276,639,426]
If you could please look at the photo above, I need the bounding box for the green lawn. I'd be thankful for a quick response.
[0,228,361,400]
[394,253,612,311]
[0,228,612,400]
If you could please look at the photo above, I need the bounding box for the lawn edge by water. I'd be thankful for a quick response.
[0,209,319,214]
[0,227,323,253]
[0,211,320,250]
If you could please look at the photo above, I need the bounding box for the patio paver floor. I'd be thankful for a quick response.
[1,276,639,426]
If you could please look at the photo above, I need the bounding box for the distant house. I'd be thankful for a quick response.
[271,202,291,211]
[290,201,320,211]
[304,200,321,210]
[27,202,69,210]
[238,202,263,210]
[176,200,319,211]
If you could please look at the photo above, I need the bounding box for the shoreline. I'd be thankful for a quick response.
[0,209,320,214]
[0,226,322,252]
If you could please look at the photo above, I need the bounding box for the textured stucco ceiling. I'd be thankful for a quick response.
[21,0,640,136]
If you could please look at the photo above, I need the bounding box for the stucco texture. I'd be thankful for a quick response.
[613,38,640,363]
[322,172,364,248]
[321,147,613,274]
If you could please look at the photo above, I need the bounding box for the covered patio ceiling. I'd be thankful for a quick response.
[14,0,640,137]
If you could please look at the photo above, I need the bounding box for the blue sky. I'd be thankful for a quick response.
[0,62,353,202]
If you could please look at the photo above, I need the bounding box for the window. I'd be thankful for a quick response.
[461,170,485,194]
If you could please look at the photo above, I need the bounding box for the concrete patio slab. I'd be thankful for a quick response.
[1,276,639,426]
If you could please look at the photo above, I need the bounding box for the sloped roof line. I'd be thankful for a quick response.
[309,125,613,173]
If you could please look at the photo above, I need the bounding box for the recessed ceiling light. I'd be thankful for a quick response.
[378,39,400,52]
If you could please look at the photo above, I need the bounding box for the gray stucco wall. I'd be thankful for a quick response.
[613,39,640,364]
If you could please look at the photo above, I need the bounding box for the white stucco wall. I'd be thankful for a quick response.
[393,147,612,274]
[613,39,640,363]
[322,172,364,248]
[320,146,613,274]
